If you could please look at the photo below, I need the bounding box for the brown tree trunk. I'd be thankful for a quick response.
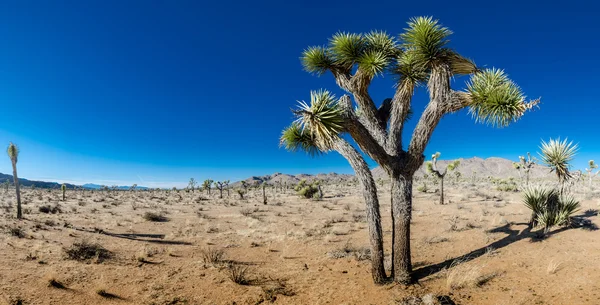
[391,173,412,284]
[439,177,444,205]
[334,139,386,284]
[12,161,21,220]
[262,184,267,205]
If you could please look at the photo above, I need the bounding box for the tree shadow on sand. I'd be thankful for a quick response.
[413,211,598,281]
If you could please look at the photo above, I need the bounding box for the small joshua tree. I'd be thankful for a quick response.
[3,179,9,194]
[188,178,197,193]
[202,179,214,195]
[7,142,22,219]
[262,182,267,205]
[236,188,246,200]
[61,184,67,201]
[513,153,536,186]
[425,152,459,205]
[539,138,578,194]
[585,160,599,189]
[214,181,228,199]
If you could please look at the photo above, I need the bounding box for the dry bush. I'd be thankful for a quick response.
[201,248,224,265]
[327,242,370,261]
[227,263,250,285]
[547,260,562,274]
[7,226,25,238]
[64,241,113,263]
[143,211,169,222]
[445,259,498,290]
[38,204,61,214]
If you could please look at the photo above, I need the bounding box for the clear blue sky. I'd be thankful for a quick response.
[0,0,597,187]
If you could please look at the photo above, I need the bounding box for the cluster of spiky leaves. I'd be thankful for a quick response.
[7,142,19,163]
[588,160,598,170]
[539,138,578,183]
[294,179,322,199]
[280,90,344,155]
[467,69,538,127]
[289,17,537,158]
[523,185,580,230]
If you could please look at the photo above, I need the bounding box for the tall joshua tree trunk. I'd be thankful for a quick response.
[390,172,413,283]
[334,139,386,284]
[439,177,444,205]
[11,159,21,219]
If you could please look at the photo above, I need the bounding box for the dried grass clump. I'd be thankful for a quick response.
[445,259,499,290]
[227,263,250,285]
[327,242,371,261]
[201,248,225,265]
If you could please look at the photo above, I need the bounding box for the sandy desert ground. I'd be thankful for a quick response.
[1,179,599,305]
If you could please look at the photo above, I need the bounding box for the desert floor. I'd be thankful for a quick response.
[1,182,599,305]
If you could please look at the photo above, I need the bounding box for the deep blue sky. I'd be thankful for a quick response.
[0,0,598,187]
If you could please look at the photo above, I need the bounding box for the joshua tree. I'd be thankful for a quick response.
[241,181,249,191]
[61,184,67,201]
[453,171,461,183]
[585,160,599,189]
[130,184,137,192]
[426,153,459,205]
[280,17,537,284]
[236,188,246,200]
[202,179,213,195]
[262,182,267,204]
[3,179,9,194]
[188,178,197,192]
[539,138,578,193]
[7,142,22,219]
[513,153,536,186]
[214,180,228,199]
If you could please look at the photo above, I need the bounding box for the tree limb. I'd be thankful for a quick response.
[387,80,415,156]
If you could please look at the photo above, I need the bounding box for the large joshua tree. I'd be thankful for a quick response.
[7,142,22,219]
[280,17,537,284]
[426,152,459,205]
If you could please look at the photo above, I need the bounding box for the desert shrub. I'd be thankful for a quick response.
[495,179,518,192]
[64,241,113,262]
[327,242,371,261]
[523,185,580,232]
[39,204,61,214]
[7,226,25,238]
[201,248,224,265]
[294,179,322,199]
[227,264,250,285]
[143,211,169,222]
[416,183,428,193]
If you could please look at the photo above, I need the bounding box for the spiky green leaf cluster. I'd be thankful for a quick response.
[7,142,18,163]
[467,68,538,127]
[425,161,434,173]
[279,123,322,157]
[400,17,451,62]
[280,90,345,156]
[539,138,578,183]
[588,160,598,170]
[523,185,580,230]
[447,160,460,171]
[301,46,333,75]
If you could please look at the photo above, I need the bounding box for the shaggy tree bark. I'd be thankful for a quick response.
[333,138,386,283]
[11,160,21,219]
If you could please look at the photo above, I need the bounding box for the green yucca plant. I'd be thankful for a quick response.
[202,179,214,195]
[539,138,578,191]
[585,160,599,189]
[7,142,22,219]
[522,185,580,233]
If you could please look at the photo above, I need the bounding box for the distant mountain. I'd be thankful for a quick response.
[0,173,79,189]
[231,157,555,188]
[82,183,148,190]
[372,156,553,180]
[0,173,148,190]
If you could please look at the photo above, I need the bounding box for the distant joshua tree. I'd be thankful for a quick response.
[513,152,536,186]
[585,160,599,189]
[236,188,246,200]
[188,178,197,192]
[262,182,268,205]
[425,152,459,205]
[7,142,22,219]
[3,179,9,194]
[61,184,67,201]
[202,179,213,195]
[214,180,229,199]
[130,184,137,192]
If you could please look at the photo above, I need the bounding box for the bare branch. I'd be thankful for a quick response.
[386,80,415,156]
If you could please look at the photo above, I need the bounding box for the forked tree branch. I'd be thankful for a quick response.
[387,80,415,156]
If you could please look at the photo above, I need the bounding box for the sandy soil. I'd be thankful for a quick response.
[1,182,599,305]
